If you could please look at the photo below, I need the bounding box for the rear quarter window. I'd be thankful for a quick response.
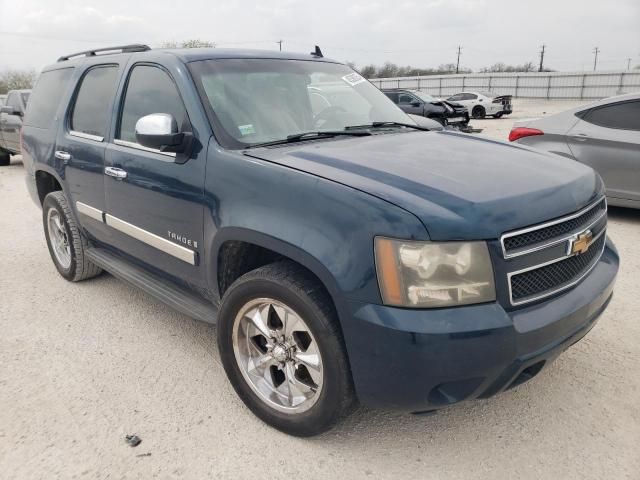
[24,68,74,129]
[581,100,640,131]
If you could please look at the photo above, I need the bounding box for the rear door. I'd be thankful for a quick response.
[567,100,640,202]
[0,92,24,151]
[104,61,207,287]
[57,63,123,241]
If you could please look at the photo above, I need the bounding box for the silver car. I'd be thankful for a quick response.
[509,93,640,208]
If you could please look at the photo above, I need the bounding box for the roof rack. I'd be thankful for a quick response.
[57,44,151,62]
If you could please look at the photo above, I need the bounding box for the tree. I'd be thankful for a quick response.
[377,62,399,78]
[479,62,537,73]
[359,64,378,79]
[161,39,215,49]
[0,69,37,94]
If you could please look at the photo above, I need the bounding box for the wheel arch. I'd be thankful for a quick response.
[35,167,65,205]
[210,227,344,312]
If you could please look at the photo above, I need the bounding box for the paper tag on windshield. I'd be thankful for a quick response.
[342,73,366,86]
[238,124,256,136]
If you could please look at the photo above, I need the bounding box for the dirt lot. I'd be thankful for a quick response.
[1,100,639,479]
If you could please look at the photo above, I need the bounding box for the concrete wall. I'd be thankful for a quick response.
[368,70,640,99]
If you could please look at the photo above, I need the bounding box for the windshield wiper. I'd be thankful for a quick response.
[245,130,371,149]
[345,121,431,131]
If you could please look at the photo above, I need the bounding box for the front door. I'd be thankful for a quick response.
[104,62,207,288]
[397,92,424,116]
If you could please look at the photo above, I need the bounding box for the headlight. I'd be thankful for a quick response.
[374,237,496,308]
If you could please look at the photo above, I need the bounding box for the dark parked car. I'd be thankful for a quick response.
[22,45,618,436]
[383,88,469,126]
[0,89,30,165]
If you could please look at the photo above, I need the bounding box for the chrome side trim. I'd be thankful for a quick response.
[76,201,104,222]
[113,139,176,158]
[507,228,607,306]
[104,214,195,265]
[501,197,607,259]
[69,130,104,142]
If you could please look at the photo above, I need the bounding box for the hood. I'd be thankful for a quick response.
[246,131,603,240]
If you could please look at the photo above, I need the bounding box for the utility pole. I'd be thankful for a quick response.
[592,47,599,71]
[538,44,546,72]
[276,40,283,51]
[627,58,632,70]
[455,46,462,74]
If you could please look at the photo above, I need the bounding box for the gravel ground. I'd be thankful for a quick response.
[1,100,639,479]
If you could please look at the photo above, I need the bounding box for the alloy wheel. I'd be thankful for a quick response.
[232,298,323,414]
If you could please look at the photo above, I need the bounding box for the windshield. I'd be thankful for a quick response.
[189,59,413,148]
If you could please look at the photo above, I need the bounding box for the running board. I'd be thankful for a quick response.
[85,248,218,324]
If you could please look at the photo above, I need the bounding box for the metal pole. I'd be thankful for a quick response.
[456,46,462,74]
[439,77,442,97]
[593,47,599,71]
[547,75,552,99]
[580,74,586,100]
[538,44,546,72]
[515,75,519,98]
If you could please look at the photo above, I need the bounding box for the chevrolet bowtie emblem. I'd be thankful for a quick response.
[569,230,593,255]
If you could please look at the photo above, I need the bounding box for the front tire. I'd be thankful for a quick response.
[217,261,355,436]
[42,191,102,282]
[494,112,503,118]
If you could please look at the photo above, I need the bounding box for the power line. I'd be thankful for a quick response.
[593,47,600,71]
[455,45,462,74]
[538,44,546,72]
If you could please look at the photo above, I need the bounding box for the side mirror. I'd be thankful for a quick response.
[0,106,21,115]
[135,113,185,152]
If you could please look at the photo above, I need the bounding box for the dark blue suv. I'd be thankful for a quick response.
[21,45,618,436]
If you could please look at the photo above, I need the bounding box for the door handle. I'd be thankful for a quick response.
[54,150,72,161]
[104,166,128,179]
[570,133,589,142]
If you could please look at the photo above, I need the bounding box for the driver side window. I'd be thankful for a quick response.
[398,93,417,104]
[117,65,188,144]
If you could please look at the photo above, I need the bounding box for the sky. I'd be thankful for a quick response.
[0,0,639,74]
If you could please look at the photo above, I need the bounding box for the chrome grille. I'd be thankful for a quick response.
[509,233,606,304]
[502,198,606,257]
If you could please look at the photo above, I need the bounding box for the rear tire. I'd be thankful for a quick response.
[217,261,355,436]
[0,150,10,166]
[42,191,102,282]
[472,105,486,119]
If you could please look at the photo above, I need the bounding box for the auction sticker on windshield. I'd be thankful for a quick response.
[342,73,366,86]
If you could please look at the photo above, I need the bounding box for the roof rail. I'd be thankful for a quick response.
[57,44,151,62]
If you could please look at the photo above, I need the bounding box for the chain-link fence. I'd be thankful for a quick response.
[368,70,640,99]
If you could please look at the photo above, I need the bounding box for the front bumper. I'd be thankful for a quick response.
[341,239,618,411]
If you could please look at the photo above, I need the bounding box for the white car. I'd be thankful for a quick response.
[446,91,512,119]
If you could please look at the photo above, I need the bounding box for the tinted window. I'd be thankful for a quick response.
[398,93,417,104]
[463,93,477,100]
[24,68,74,129]
[448,94,463,101]
[71,66,119,137]
[118,65,188,143]
[384,92,399,103]
[582,101,640,131]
